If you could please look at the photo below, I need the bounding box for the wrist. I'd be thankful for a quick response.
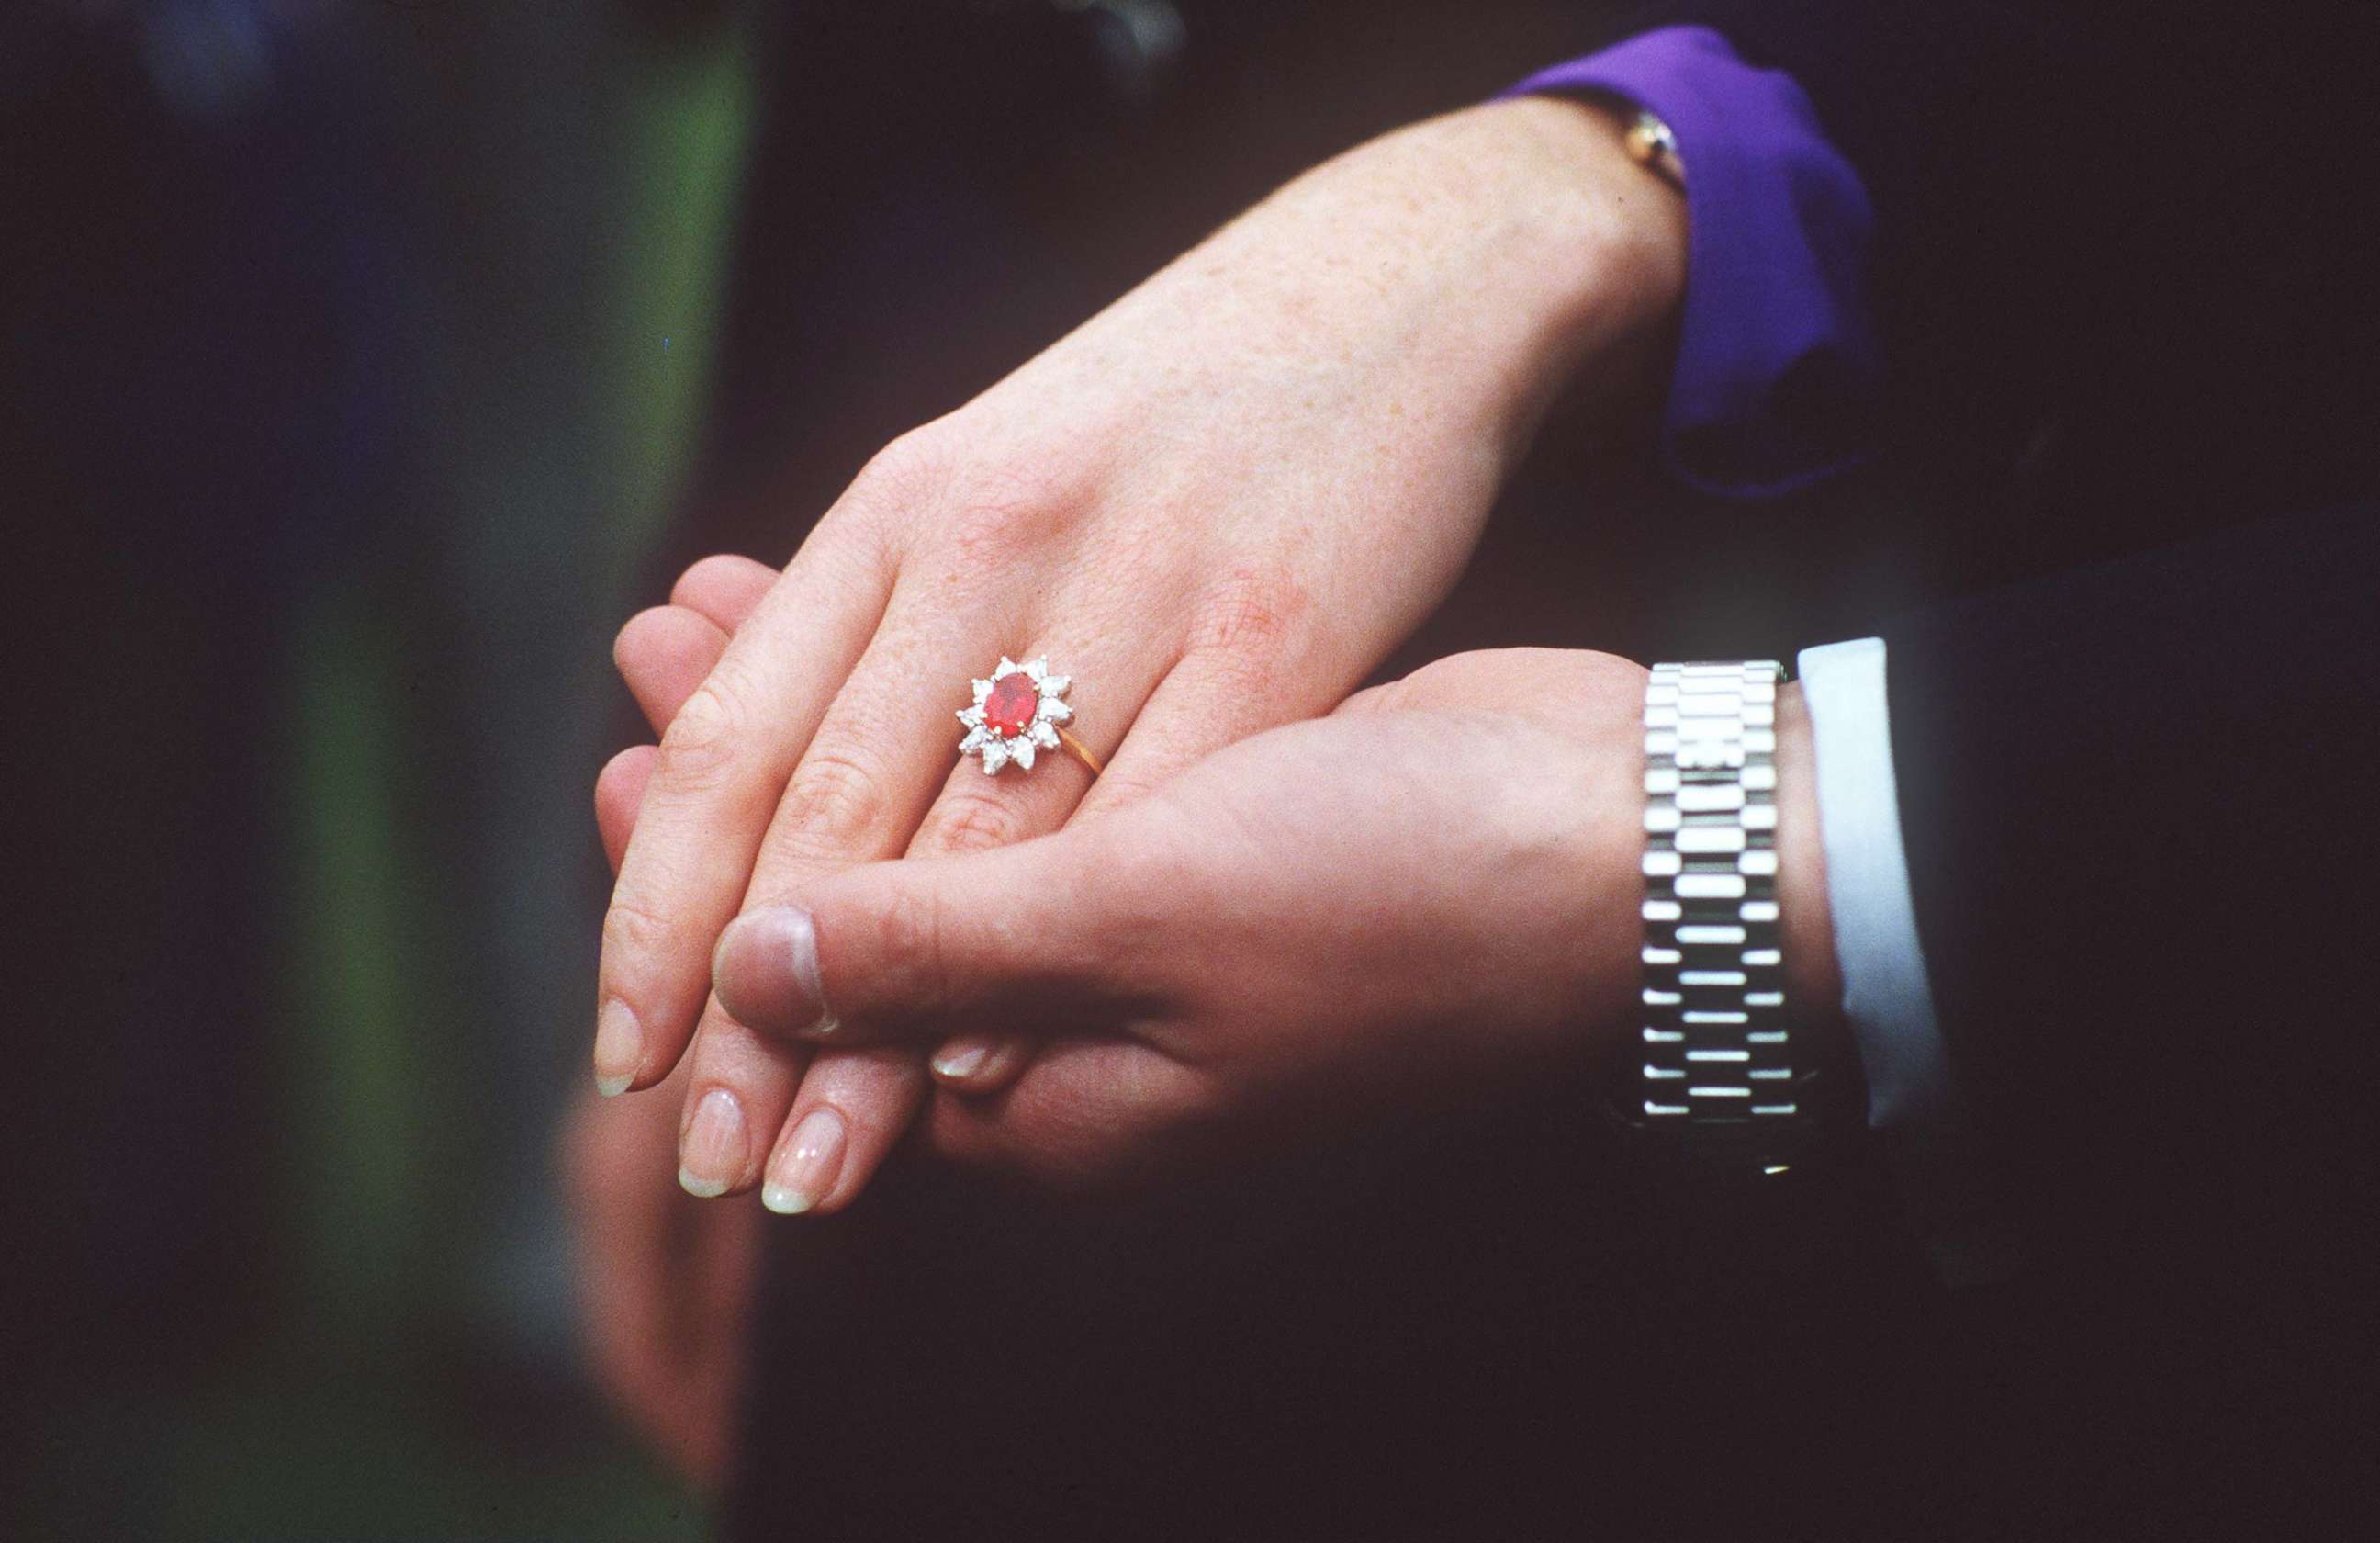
[1773,681,1846,1025]
[1229,97,1686,467]
[1434,96,1688,436]
[1625,667,1847,1149]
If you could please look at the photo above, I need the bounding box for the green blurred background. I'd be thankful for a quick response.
[11,3,759,1533]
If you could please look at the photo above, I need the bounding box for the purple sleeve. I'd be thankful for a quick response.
[1505,28,1880,497]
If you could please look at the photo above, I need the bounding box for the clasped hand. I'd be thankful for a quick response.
[589,96,1682,1212]
[568,96,1690,1481]
[601,617,1652,1199]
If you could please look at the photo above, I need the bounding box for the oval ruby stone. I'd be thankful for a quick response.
[983,673,1038,737]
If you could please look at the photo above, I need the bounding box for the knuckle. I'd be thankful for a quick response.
[1177,630,1286,708]
[654,677,747,791]
[915,786,1028,855]
[777,748,888,843]
[872,879,954,1013]
[601,895,675,961]
[1185,566,1308,663]
[855,426,949,498]
[851,422,1091,571]
[936,461,1081,569]
[840,429,954,536]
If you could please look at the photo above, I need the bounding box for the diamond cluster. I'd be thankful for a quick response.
[956,656,1073,773]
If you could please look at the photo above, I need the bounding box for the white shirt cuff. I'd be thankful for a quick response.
[1799,636,2018,1284]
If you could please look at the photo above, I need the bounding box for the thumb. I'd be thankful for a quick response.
[709,824,1151,1042]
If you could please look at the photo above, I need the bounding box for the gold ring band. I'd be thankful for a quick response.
[1056,726,1104,778]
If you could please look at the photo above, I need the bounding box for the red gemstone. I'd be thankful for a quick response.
[983,673,1038,736]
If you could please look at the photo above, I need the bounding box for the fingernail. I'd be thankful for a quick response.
[715,906,836,1037]
[592,998,641,1096]
[762,1107,848,1216]
[930,1036,997,1082]
[677,1088,748,1199]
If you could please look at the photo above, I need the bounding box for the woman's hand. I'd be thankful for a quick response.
[595,97,1687,1210]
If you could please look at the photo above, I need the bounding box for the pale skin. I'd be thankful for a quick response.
[572,95,1702,1481]
[579,578,1842,1482]
[601,620,1839,1180]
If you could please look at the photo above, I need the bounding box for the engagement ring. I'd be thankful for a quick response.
[957,657,1102,776]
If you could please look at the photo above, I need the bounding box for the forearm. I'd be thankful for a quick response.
[1398,96,1689,442]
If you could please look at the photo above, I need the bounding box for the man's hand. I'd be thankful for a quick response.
[678,647,1838,1188]
[595,97,1688,1211]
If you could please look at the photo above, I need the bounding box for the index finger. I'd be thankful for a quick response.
[595,508,895,1095]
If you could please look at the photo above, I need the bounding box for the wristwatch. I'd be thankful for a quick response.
[1634,660,1824,1167]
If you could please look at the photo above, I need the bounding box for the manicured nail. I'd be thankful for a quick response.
[677,1087,748,1199]
[930,1037,997,1082]
[762,1108,848,1215]
[592,998,641,1096]
[715,906,836,1037]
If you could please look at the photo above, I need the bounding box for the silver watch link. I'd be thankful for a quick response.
[1638,661,1809,1148]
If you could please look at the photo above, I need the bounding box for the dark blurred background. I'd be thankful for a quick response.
[5,1,1936,1535]
[27,0,2380,1534]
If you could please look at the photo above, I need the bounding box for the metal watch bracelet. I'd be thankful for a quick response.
[1638,662,1807,1142]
